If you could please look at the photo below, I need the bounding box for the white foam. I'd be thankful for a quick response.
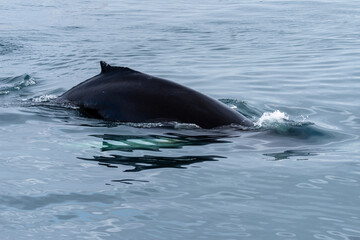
[31,94,57,102]
[299,115,309,123]
[22,76,36,87]
[256,110,289,127]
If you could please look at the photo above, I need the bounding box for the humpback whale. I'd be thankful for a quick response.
[58,61,253,129]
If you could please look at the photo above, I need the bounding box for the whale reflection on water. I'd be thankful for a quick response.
[80,154,224,172]
[264,149,318,161]
[79,133,230,172]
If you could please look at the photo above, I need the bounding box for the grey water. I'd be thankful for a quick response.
[1,0,360,239]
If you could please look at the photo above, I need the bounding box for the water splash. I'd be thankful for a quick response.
[252,110,330,140]
[256,110,289,127]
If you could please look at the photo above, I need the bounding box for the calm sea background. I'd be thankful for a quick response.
[1,1,360,239]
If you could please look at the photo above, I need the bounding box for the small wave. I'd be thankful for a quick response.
[253,110,339,141]
[219,99,262,118]
[256,110,289,127]
[0,74,36,95]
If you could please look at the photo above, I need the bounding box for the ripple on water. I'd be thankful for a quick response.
[1,0,360,239]
[264,149,318,161]
[0,74,36,96]
[325,175,357,183]
[0,40,21,55]
[0,193,119,210]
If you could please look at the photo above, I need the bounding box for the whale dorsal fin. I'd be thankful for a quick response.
[100,61,116,73]
[100,61,133,74]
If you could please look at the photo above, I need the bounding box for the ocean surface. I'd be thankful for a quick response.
[1,1,360,239]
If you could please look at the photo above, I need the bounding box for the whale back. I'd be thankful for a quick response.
[58,62,253,129]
